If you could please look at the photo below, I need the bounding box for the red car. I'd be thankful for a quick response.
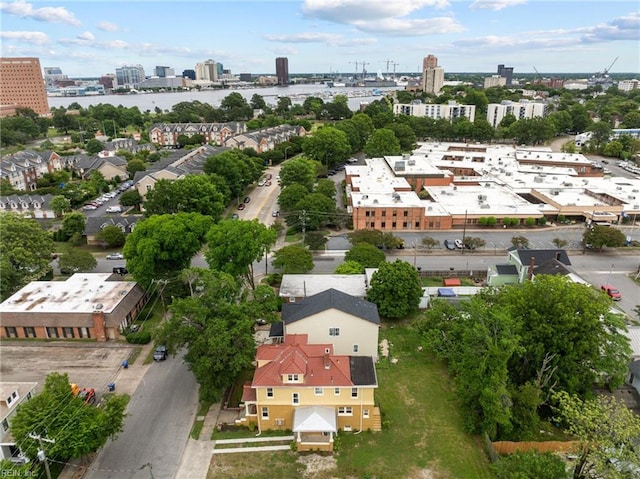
[238,204,245,210]
[601,284,622,301]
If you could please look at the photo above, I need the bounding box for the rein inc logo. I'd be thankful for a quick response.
[1,471,36,477]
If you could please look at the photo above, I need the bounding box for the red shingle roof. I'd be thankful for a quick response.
[252,334,353,388]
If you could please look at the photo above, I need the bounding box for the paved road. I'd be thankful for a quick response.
[86,351,198,479]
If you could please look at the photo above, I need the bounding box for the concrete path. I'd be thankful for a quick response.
[212,445,291,454]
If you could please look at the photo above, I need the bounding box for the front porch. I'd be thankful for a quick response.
[293,406,337,452]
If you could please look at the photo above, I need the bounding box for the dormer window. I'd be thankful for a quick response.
[285,374,301,383]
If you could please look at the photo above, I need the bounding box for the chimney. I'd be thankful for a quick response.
[324,348,330,370]
[528,256,535,281]
[555,252,561,261]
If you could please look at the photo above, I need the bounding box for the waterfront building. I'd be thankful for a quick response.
[421,54,444,95]
[115,64,145,89]
[0,57,49,117]
[276,57,289,86]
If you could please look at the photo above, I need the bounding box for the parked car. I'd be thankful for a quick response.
[348,158,358,163]
[105,206,122,213]
[238,203,246,210]
[265,181,272,186]
[444,239,456,250]
[601,284,622,300]
[272,210,280,217]
[454,239,464,249]
[153,345,168,361]
[231,213,239,220]
[106,253,124,260]
[258,179,266,186]
[243,196,251,203]
[82,204,97,210]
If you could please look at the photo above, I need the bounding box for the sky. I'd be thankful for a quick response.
[1,0,639,79]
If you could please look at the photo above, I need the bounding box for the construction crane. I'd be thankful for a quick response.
[348,61,359,79]
[533,66,542,83]
[382,59,394,76]
[590,56,618,86]
[361,61,370,79]
[601,56,618,76]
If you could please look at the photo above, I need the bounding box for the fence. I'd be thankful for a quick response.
[492,440,581,455]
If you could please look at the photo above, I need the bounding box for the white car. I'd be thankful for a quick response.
[106,206,122,213]
[106,253,124,260]
[454,239,464,249]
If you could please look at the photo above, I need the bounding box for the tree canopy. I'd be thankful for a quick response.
[10,372,128,463]
[583,225,627,250]
[278,157,317,191]
[344,242,386,268]
[271,244,314,274]
[302,126,352,168]
[143,175,225,219]
[123,213,214,288]
[366,259,422,319]
[0,213,54,300]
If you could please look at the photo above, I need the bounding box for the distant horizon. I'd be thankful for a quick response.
[1,1,638,78]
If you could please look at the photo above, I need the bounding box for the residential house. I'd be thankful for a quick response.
[278,274,368,303]
[224,125,307,153]
[270,288,380,361]
[0,150,63,191]
[0,382,37,463]
[133,145,229,197]
[84,215,140,246]
[237,334,380,451]
[149,122,246,148]
[486,247,572,286]
[0,194,55,218]
[74,155,128,181]
[104,138,156,155]
[0,273,147,341]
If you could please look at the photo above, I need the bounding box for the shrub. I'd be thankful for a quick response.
[486,216,497,227]
[538,217,547,225]
[125,331,151,344]
[478,217,488,227]
[525,217,536,226]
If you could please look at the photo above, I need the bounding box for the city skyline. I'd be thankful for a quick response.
[0,0,638,78]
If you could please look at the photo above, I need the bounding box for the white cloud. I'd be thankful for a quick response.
[301,0,449,23]
[579,12,640,43]
[353,16,464,35]
[0,1,81,26]
[263,32,376,47]
[77,31,95,41]
[469,0,527,11]
[0,30,49,44]
[96,21,119,32]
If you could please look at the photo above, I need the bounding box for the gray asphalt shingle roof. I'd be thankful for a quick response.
[281,288,380,325]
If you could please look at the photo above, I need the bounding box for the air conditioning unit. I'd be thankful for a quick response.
[276,419,284,426]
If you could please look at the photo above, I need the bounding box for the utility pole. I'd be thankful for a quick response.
[461,210,468,255]
[29,432,55,479]
[301,210,306,245]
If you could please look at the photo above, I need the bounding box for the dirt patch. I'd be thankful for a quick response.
[297,453,337,478]
[380,339,389,358]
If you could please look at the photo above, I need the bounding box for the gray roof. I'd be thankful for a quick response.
[281,288,380,325]
[350,356,377,386]
[0,194,54,211]
[512,248,572,267]
[133,145,230,183]
[533,258,572,276]
[629,360,640,377]
[84,215,141,235]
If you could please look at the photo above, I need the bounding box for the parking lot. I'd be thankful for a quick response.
[0,342,140,396]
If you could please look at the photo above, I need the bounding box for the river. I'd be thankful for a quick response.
[48,84,400,113]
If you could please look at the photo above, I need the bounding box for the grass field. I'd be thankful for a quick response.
[207,324,494,479]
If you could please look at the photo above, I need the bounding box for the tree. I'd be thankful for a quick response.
[314,179,337,199]
[0,178,18,195]
[491,451,568,479]
[143,176,225,219]
[364,128,402,157]
[278,157,317,191]
[61,212,86,239]
[552,238,568,249]
[120,189,143,211]
[126,159,146,177]
[511,235,529,249]
[587,121,613,152]
[344,242,386,268]
[583,225,626,250]
[303,230,328,250]
[156,271,256,401]
[272,244,314,274]
[95,225,126,247]
[278,183,309,212]
[420,236,439,251]
[366,260,422,319]
[463,236,486,251]
[123,213,214,288]
[50,195,71,217]
[553,391,640,479]
[58,246,97,273]
[335,260,365,274]
[85,138,104,155]
[10,372,128,463]
[205,219,276,289]
[293,193,336,231]
[0,213,54,299]
[386,122,417,151]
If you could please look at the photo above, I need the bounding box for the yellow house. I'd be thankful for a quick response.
[237,334,381,452]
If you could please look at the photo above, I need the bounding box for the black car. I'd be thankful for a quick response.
[153,345,168,361]
[444,239,456,250]
[243,196,251,203]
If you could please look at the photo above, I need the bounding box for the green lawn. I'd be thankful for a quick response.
[207,324,494,479]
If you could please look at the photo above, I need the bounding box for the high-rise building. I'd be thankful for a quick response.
[421,54,444,95]
[154,66,175,77]
[0,57,49,117]
[115,65,145,89]
[195,59,218,82]
[497,64,514,85]
[486,99,545,128]
[484,75,507,89]
[182,69,196,80]
[43,66,67,88]
[275,57,289,86]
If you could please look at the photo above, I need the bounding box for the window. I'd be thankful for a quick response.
[334,387,340,396]
[403,210,408,217]
[266,387,274,398]
[286,374,300,383]
[62,327,75,339]
[363,409,370,418]
[381,222,386,228]
[381,210,386,217]
[329,327,340,336]
[261,407,269,419]
[78,327,91,339]
[292,393,300,405]
[338,406,353,416]
[351,388,358,398]
[4,327,17,338]
[46,327,58,338]
[1,419,8,432]
[415,222,420,228]
[392,222,396,228]
[23,327,35,338]
[314,387,323,396]
[352,344,359,353]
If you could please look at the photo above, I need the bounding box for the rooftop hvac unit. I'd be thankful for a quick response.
[629,196,636,200]
[407,159,416,165]
[478,194,487,200]
[633,189,639,193]
[373,199,379,204]
[480,204,491,209]
[552,190,560,196]
[617,186,622,190]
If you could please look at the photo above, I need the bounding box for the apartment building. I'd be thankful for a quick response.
[0,150,63,191]
[115,65,145,89]
[486,99,546,128]
[421,54,444,95]
[0,57,50,117]
[276,57,289,86]
[393,100,476,122]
